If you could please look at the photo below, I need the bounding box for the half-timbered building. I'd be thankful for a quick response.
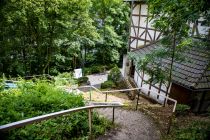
[123,0,210,112]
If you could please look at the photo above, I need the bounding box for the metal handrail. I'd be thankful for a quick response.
[79,86,177,112]
[0,102,123,133]
[102,87,177,112]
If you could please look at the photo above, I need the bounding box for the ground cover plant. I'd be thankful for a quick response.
[0,79,112,139]
[54,72,77,86]
[101,66,122,89]
[164,115,210,140]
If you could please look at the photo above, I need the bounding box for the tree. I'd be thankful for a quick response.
[0,0,98,76]
[90,0,130,65]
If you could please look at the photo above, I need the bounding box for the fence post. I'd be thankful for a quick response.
[88,109,92,139]
[112,107,115,124]
[136,93,140,110]
[105,93,107,102]
[167,113,174,134]
[89,87,92,101]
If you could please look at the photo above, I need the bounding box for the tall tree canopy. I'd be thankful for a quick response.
[0,0,129,76]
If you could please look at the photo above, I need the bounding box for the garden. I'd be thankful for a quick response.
[0,76,113,139]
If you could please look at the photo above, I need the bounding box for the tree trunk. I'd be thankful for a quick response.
[164,33,176,106]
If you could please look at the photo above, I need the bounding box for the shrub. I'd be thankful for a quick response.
[108,66,122,83]
[90,65,104,74]
[0,79,4,91]
[84,67,92,75]
[101,80,116,89]
[84,65,106,75]
[56,72,73,78]
[78,76,89,85]
[175,104,190,116]
[106,64,116,70]
[0,80,112,139]
[54,72,77,86]
[174,120,210,140]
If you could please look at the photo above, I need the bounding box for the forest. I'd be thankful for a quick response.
[0,0,129,76]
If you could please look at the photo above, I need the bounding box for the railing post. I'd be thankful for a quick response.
[89,87,92,101]
[105,93,107,102]
[136,93,140,110]
[112,107,115,124]
[88,108,92,140]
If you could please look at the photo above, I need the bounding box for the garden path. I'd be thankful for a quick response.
[84,72,161,140]
[87,72,108,88]
[96,108,160,140]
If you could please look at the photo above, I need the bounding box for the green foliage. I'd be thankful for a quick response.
[91,0,129,65]
[78,76,89,85]
[108,66,121,83]
[54,72,77,86]
[175,104,190,116]
[90,65,105,74]
[0,79,4,91]
[101,80,116,89]
[0,0,129,76]
[0,0,99,76]
[0,80,112,139]
[171,120,210,140]
[84,65,105,75]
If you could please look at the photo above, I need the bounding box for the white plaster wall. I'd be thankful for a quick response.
[122,55,127,77]
[138,28,146,38]
[132,16,139,26]
[189,17,210,36]
[140,16,147,27]
[141,4,148,15]
[134,70,168,104]
[130,26,136,37]
[130,39,137,48]
[137,40,144,47]
[133,4,140,15]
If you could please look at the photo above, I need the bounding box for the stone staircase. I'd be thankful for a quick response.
[123,77,138,100]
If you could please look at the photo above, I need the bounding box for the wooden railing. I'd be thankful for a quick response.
[0,102,123,139]
[79,86,177,112]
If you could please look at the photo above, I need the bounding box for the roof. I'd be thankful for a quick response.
[131,41,210,90]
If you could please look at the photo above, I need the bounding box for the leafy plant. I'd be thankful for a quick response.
[108,66,122,83]
[101,80,116,89]
[175,104,190,116]
[78,77,89,85]
[0,80,112,139]
[173,120,210,140]
[54,72,77,86]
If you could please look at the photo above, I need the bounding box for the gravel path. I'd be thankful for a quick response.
[86,72,160,140]
[96,108,160,140]
[87,73,108,88]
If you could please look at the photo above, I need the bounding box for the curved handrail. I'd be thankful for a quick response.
[79,85,177,112]
[0,102,123,132]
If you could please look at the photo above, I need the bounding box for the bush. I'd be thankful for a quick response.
[101,80,116,89]
[84,67,92,75]
[84,65,106,75]
[0,80,112,139]
[54,72,77,86]
[174,120,210,140]
[175,104,190,116]
[78,76,89,85]
[108,66,121,83]
[0,79,4,91]
[56,72,73,78]
[90,65,105,74]
[106,64,116,70]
